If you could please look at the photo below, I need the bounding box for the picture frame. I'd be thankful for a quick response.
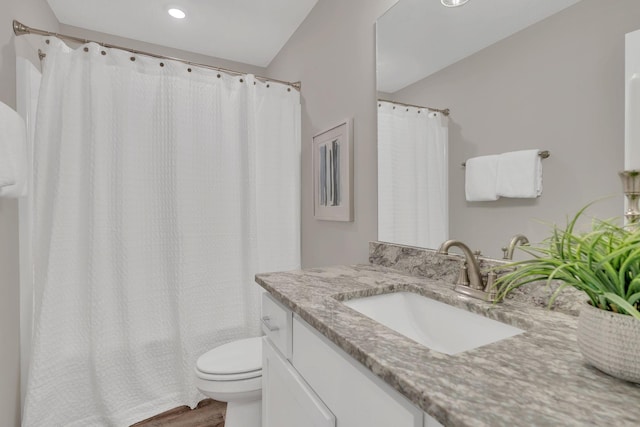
[312,118,353,221]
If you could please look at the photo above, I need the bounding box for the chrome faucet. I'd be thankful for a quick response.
[437,240,484,290]
[502,234,530,260]
[438,239,501,302]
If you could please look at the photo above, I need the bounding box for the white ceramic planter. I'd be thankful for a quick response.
[577,302,640,384]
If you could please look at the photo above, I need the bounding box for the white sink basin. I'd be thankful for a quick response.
[343,292,524,355]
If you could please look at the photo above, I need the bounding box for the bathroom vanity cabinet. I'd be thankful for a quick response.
[261,293,441,427]
[256,253,640,426]
[261,293,334,427]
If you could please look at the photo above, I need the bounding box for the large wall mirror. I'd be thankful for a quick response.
[377,0,640,259]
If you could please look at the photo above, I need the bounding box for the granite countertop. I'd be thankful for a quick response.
[255,263,640,427]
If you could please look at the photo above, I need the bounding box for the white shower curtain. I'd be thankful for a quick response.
[23,38,300,426]
[378,101,448,249]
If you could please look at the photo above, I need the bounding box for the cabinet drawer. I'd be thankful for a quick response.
[261,293,293,359]
[263,338,336,427]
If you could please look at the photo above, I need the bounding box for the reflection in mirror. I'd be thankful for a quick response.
[377,101,448,248]
[377,0,640,259]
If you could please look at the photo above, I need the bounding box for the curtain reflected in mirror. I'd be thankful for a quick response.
[377,101,448,248]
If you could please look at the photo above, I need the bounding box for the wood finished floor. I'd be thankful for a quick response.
[131,399,226,427]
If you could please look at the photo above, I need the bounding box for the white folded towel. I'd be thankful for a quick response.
[0,101,28,198]
[465,154,499,201]
[496,149,542,198]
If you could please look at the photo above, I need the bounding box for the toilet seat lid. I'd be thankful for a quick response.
[197,337,262,376]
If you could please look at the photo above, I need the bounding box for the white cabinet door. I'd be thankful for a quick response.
[293,316,423,427]
[262,337,336,427]
[424,412,445,427]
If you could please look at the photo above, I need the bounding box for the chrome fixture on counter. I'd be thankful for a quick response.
[502,234,530,260]
[619,170,640,226]
[437,240,499,302]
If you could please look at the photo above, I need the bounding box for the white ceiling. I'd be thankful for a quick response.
[46,0,318,68]
[377,0,583,93]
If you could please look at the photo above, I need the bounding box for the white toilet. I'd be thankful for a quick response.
[195,336,263,427]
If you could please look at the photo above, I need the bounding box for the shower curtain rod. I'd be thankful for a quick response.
[12,20,301,91]
[378,98,450,116]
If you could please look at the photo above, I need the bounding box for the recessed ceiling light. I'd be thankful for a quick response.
[168,8,186,19]
[441,0,470,7]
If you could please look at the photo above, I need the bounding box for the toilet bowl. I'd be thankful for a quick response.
[195,336,262,427]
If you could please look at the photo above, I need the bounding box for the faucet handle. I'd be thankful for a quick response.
[485,271,499,300]
[473,250,482,261]
[501,247,508,259]
[456,262,470,287]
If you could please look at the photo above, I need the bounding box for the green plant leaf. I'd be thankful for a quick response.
[602,293,640,319]
[497,201,640,318]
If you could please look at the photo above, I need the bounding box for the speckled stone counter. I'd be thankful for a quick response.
[369,241,585,315]
[255,248,640,426]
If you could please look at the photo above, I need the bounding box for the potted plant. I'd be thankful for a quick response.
[496,203,640,383]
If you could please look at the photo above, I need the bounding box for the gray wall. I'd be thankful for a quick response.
[267,0,398,268]
[392,0,640,258]
[0,2,58,425]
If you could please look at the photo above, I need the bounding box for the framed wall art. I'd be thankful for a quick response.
[312,119,353,221]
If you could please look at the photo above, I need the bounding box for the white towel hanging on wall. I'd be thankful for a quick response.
[496,149,543,198]
[0,101,28,197]
[465,154,499,201]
